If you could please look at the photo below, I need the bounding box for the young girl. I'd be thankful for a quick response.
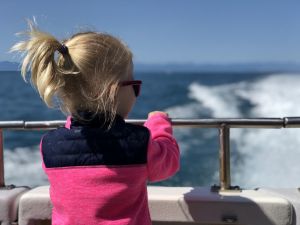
[11,21,180,225]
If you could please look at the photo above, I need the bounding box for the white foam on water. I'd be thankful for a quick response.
[231,128,300,188]
[4,74,300,188]
[187,74,300,188]
[166,102,206,118]
[4,146,48,187]
[236,74,300,116]
[188,82,248,117]
[165,102,218,155]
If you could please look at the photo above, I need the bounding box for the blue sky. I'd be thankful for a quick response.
[1,0,300,64]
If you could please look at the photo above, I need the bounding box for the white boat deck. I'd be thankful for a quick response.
[1,185,299,225]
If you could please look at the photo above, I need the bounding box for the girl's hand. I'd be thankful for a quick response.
[148,111,169,118]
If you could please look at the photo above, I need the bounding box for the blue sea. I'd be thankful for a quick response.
[1,71,300,188]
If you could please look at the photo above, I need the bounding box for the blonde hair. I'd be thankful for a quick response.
[11,20,133,127]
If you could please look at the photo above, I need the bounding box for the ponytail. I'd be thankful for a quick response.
[11,20,133,128]
[11,20,68,108]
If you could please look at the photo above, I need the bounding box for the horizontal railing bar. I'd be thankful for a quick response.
[175,118,285,128]
[0,121,25,129]
[130,118,285,128]
[0,117,299,129]
[283,117,300,128]
[24,120,67,130]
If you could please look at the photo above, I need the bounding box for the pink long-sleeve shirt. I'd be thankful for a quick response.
[40,113,180,225]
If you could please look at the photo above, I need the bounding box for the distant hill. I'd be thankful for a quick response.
[1,61,300,73]
[0,61,19,71]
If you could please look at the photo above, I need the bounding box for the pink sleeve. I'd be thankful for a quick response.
[65,116,71,129]
[144,113,180,182]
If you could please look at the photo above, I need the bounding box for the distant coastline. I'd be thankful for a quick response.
[2,61,300,73]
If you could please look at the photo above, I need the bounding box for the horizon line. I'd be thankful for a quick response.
[2,60,300,66]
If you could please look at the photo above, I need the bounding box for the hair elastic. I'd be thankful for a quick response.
[58,44,68,55]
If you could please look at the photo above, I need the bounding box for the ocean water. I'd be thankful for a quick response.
[1,71,300,188]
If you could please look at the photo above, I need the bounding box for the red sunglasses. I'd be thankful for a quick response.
[119,80,142,97]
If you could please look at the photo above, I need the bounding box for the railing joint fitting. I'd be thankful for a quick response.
[0,184,16,190]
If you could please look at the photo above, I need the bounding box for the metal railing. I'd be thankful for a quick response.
[1,117,300,191]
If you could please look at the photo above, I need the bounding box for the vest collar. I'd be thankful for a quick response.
[70,111,125,129]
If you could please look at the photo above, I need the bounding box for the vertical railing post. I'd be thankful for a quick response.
[0,129,5,187]
[219,124,231,191]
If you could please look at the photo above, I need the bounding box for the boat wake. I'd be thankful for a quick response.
[4,73,300,188]
[166,73,300,188]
